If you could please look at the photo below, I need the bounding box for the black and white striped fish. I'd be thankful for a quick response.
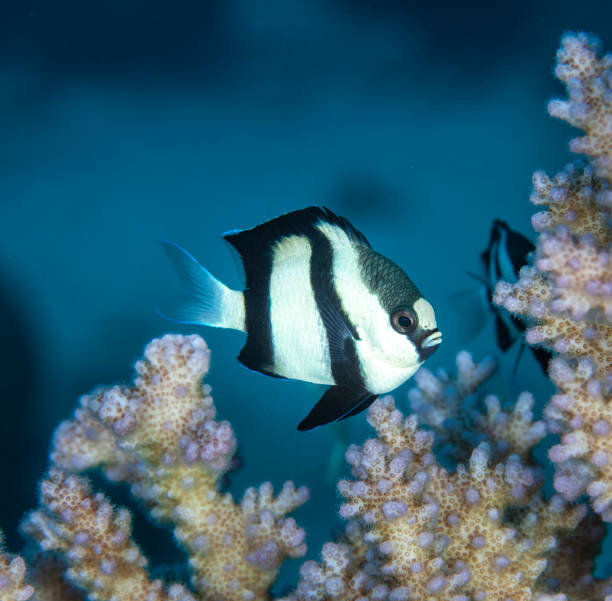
[160,207,441,430]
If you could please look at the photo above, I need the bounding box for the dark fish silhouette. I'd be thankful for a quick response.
[475,219,552,374]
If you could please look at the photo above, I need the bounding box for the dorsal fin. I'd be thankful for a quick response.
[223,206,370,288]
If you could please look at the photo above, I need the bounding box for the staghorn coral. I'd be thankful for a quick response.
[493,33,612,522]
[407,350,547,465]
[15,335,604,601]
[282,31,612,601]
[23,470,197,601]
[25,334,309,601]
[2,31,611,601]
[284,396,599,601]
[407,350,497,437]
[547,34,612,185]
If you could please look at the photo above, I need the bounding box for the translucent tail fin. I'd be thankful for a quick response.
[158,240,245,331]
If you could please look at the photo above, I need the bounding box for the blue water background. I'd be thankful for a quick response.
[1,0,611,591]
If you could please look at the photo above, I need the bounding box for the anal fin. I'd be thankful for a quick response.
[297,386,377,431]
[337,394,377,421]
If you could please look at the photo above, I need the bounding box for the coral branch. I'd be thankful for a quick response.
[282,397,590,601]
[493,33,612,523]
[338,397,583,600]
[547,33,612,182]
[22,470,195,601]
[44,334,309,601]
[408,351,546,465]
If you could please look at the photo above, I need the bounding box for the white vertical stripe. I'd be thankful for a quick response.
[219,288,246,331]
[269,235,334,384]
[315,222,422,394]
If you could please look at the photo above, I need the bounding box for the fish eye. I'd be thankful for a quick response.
[391,309,417,334]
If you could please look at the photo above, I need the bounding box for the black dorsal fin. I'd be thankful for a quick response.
[224,206,370,289]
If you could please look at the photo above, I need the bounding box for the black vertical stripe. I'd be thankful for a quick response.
[225,222,275,376]
[309,228,366,389]
[237,252,278,376]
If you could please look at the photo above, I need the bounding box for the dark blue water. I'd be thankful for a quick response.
[1,0,611,592]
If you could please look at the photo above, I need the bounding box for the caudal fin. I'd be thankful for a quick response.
[158,240,245,331]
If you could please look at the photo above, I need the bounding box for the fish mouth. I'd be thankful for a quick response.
[419,329,442,360]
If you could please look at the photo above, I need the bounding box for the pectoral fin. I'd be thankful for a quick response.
[297,386,377,431]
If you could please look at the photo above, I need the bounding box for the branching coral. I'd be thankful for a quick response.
[15,338,605,600]
[337,398,584,600]
[283,395,603,601]
[24,334,310,601]
[547,34,612,186]
[407,351,547,465]
[19,552,84,601]
[23,470,197,601]
[493,33,612,522]
[284,31,612,601]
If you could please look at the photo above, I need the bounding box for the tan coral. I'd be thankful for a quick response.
[51,395,138,481]
[335,397,584,601]
[544,356,612,520]
[408,350,497,432]
[476,391,547,461]
[408,350,546,464]
[48,334,309,601]
[547,33,612,181]
[537,229,611,321]
[530,166,610,244]
[279,537,373,601]
[494,266,611,378]
[22,469,195,601]
[494,34,612,524]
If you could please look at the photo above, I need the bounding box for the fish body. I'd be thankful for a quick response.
[161,207,441,430]
[478,219,551,373]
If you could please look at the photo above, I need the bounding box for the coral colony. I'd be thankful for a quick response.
[0,32,610,601]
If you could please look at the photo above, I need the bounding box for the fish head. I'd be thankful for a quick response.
[356,250,442,370]
[389,298,442,362]
[351,291,441,395]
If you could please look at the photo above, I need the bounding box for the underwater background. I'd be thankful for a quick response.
[1,0,612,592]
